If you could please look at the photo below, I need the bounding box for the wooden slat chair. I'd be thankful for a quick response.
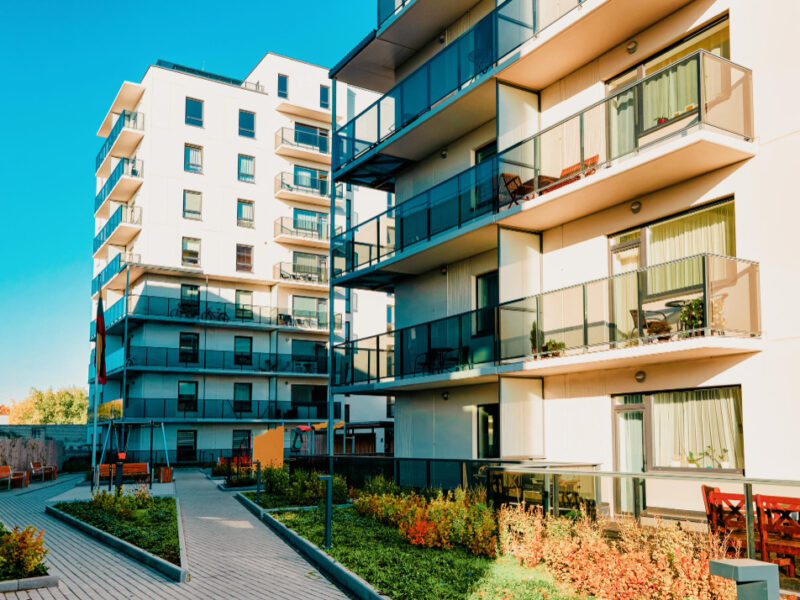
[708,490,754,557]
[539,154,600,195]
[754,494,800,577]
[97,463,151,484]
[30,462,56,482]
[701,484,720,531]
[0,465,27,490]
[501,173,536,206]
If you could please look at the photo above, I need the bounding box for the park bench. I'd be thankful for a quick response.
[0,465,28,490]
[30,461,57,482]
[97,462,151,485]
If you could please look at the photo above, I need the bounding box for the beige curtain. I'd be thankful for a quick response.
[647,201,735,293]
[641,58,699,130]
[611,237,641,341]
[651,387,744,469]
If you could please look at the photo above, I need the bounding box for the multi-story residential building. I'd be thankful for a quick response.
[330,0,798,499]
[89,53,393,463]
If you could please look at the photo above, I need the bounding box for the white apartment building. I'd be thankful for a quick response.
[89,52,393,463]
[329,0,799,505]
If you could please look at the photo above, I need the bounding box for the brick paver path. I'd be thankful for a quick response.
[0,470,349,599]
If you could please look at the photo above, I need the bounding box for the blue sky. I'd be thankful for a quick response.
[0,1,373,404]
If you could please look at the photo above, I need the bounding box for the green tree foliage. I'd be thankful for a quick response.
[9,388,88,425]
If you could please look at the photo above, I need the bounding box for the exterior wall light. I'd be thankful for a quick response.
[440,148,448,159]
[634,370,647,383]
[626,40,638,54]
[630,200,642,214]
[441,392,449,401]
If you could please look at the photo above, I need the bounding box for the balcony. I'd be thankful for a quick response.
[274,216,330,249]
[114,398,341,422]
[333,254,761,391]
[91,252,140,297]
[332,52,754,290]
[94,158,143,218]
[97,82,145,137]
[96,110,144,177]
[107,347,328,377]
[93,206,142,259]
[274,127,330,163]
[274,262,329,290]
[90,294,342,339]
[274,172,343,207]
[333,0,693,188]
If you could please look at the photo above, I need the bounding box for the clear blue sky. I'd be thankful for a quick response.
[0,1,373,404]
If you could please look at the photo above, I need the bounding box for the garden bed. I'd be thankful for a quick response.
[273,506,577,600]
[240,466,348,509]
[54,490,180,565]
[0,522,58,592]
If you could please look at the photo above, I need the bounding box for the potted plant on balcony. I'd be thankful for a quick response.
[686,451,703,468]
[704,445,731,469]
[529,320,543,356]
[680,298,705,336]
[541,339,566,358]
[646,320,672,341]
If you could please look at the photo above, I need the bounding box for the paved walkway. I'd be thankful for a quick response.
[0,470,349,600]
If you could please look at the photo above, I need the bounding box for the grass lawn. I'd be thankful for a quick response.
[55,497,180,565]
[274,506,580,600]
[241,490,308,509]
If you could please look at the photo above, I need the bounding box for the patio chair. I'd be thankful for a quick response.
[709,490,758,557]
[539,154,600,195]
[754,494,800,577]
[30,461,56,482]
[501,173,536,206]
[701,484,720,531]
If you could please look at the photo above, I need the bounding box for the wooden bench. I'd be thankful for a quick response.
[0,465,29,490]
[30,462,57,482]
[97,462,151,484]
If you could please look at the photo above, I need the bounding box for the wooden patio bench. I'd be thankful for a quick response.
[97,462,151,484]
[30,461,57,482]
[0,465,29,490]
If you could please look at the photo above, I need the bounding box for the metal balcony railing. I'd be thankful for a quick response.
[333,254,761,386]
[96,110,144,171]
[377,0,411,28]
[274,172,343,199]
[275,127,330,155]
[332,51,754,279]
[93,206,142,253]
[91,252,140,295]
[274,262,329,285]
[274,216,330,241]
[95,158,143,213]
[118,399,340,421]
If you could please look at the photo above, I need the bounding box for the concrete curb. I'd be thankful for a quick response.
[174,497,190,574]
[235,494,388,600]
[0,575,60,593]
[217,482,258,492]
[45,504,190,583]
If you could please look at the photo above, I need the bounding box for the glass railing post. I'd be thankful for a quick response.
[582,283,589,347]
[702,254,710,333]
[579,112,585,173]
[743,482,756,559]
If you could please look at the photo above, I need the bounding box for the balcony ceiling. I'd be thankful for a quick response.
[97,82,145,137]
[332,0,482,92]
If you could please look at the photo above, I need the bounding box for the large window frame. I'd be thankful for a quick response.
[233,382,252,412]
[238,109,255,138]
[185,98,203,127]
[612,385,744,475]
[277,74,289,99]
[179,332,199,363]
[238,154,255,183]
[236,244,253,272]
[182,237,201,267]
[237,199,254,228]
[183,190,202,220]
[178,381,198,412]
[184,144,203,173]
[233,336,253,366]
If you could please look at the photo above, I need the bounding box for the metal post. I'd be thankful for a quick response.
[318,474,333,549]
[744,483,756,559]
[122,267,130,410]
[115,459,123,497]
[255,460,262,505]
[149,421,154,490]
[633,477,642,523]
[552,474,560,517]
[160,423,170,468]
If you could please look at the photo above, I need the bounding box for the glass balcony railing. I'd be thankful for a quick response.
[377,0,411,28]
[111,347,328,375]
[95,158,143,213]
[90,294,342,338]
[332,51,753,279]
[336,0,585,169]
[119,398,340,421]
[91,252,140,295]
[274,262,329,285]
[275,172,343,199]
[274,216,330,241]
[275,127,330,155]
[96,110,144,171]
[93,206,142,253]
[334,254,761,386]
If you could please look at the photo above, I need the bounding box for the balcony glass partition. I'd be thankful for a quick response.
[91,252,139,295]
[274,216,329,241]
[96,110,144,171]
[93,206,142,253]
[118,347,328,375]
[274,262,329,285]
[95,158,143,212]
[275,172,343,198]
[332,52,753,279]
[334,255,759,387]
[377,0,411,28]
[275,127,330,154]
[336,0,586,169]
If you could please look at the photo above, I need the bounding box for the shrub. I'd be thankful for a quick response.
[362,474,404,497]
[498,503,736,600]
[0,526,49,581]
[260,466,290,495]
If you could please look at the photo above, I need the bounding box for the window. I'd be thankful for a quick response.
[475,140,497,163]
[238,110,255,138]
[238,154,255,182]
[233,336,252,365]
[344,404,350,422]
[475,270,499,335]
[184,144,202,173]
[182,237,200,266]
[293,165,327,195]
[176,430,197,462]
[178,381,198,412]
[477,403,499,458]
[277,74,288,99]
[291,384,327,419]
[232,430,251,454]
[183,190,202,220]
[292,339,326,373]
[387,192,394,209]
[613,386,744,473]
[237,200,254,227]
[293,208,326,235]
[294,123,328,153]
[180,284,200,317]
[320,85,330,109]
[236,244,253,272]
[233,383,252,412]
[386,396,395,419]
[179,332,199,363]
[292,295,327,327]
[387,305,394,329]
[292,251,326,281]
[185,98,203,127]
[235,290,253,321]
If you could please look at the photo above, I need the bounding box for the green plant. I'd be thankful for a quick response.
[646,320,672,339]
[0,526,49,581]
[704,446,730,468]
[680,298,705,332]
[260,466,290,495]
[687,451,704,467]
[541,339,566,357]
[529,321,542,353]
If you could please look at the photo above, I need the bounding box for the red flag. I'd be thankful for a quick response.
[95,296,107,385]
